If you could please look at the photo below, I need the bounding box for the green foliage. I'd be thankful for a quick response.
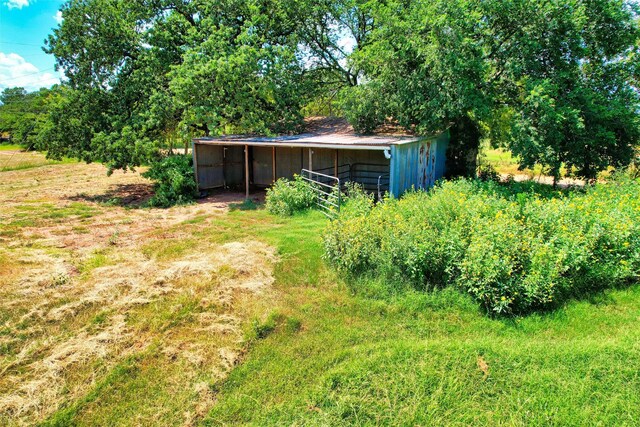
[477,164,501,182]
[265,175,317,216]
[42,0,188,170]
[337,83,387,134]
[447,117,481,177]
[631,149,640,178]
[170,1,309,137]
[324,178,640,314]
[13,0,640,181]
[343,0,640,179]
[142,155,197,208]
[0,86,62,149]
[204,208,640,425]
[42,0,322,170]
[338,182,374,218]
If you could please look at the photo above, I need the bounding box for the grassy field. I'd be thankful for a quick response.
[479,144,545,177]
[479,144,601,185]
[1,151,639,425]
[0,146,75,172]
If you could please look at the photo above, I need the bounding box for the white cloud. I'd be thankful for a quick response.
[53,10,63,24]
[0,52,60,92]
[4,0,29,9]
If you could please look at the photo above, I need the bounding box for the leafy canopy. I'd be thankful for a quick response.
[346,0,640,179]
[20,0,640,179]
[0,86,62,149]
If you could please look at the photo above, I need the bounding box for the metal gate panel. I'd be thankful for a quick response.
[301,169,341,218]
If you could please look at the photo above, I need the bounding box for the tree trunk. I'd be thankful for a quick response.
[445,116,481,178]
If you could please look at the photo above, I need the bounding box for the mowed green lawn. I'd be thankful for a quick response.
[0,145,75,172]
[196,210,639,426]
[32,206,639,426]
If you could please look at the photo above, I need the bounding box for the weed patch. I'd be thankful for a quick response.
[265,175,316,216]
[324,177,640,314]
[142,155,197,207]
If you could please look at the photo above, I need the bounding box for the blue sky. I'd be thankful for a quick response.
[0,0,65,92]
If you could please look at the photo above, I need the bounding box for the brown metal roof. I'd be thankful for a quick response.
[193,117,420,150]
[193,133,422,150]
[192,117,423,150]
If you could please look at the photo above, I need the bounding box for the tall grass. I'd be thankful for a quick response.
[265,175,317,216]
[324,177,640,314]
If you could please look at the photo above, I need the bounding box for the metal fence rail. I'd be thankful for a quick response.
[377,173,390,201]
[350,164,389,189]
[312,163,390,193]
[300,163,391,217]
[311,164,351,185]
[300,169,341,219]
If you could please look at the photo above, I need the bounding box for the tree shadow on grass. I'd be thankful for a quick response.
[69,183,154,208]
[494,280,640,331]
[229,199,264,211]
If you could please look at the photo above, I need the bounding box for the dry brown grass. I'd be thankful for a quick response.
[0,152,279,425]
[0,149,75,172]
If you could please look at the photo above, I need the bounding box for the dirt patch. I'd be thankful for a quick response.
[69,183,155,207]
[0,162,261,253]
[503,173,586,188]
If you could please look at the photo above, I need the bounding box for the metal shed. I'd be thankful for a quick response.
[192,121,449,199]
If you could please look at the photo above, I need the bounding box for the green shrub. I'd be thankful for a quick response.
[338,83,386,134]
[266,175,317,216]
[339,182,374,219]
[142,154,197,208]
[477,163,501,182]
[629,148,640,178]
[324,177,640,315]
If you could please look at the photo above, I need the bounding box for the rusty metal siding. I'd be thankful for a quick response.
[433,130,449,181]
[389,130,449,197]
[252,146,273,186]
[338,149,388,166]
[275,147,303,179]
[194,144,224,189]
[418,140,436,189]
[223,146,244,187]
[310,148,335,171]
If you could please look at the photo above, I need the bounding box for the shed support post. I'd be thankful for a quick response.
[244,144,249,199]
[192,141,199,191]
[272,146,276,183]
[334,149,338,177]
[308,148,313,171]
[388,146,396,198]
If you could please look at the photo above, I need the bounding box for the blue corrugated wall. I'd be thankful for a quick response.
[389,130,449,198]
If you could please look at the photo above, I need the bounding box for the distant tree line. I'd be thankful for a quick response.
[1,0,638,179]
[0,86,65,148]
